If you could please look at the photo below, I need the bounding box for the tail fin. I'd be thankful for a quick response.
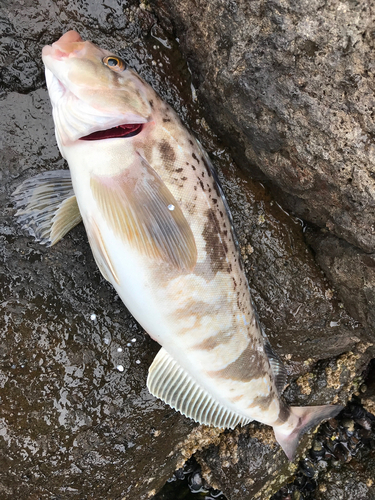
[274,404,343,461]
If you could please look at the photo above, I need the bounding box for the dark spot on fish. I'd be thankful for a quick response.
[212,181,221,197]
[233,278,237,288]
[159,139,176,167]
[202,156,212,177]
[175,168,183,173]
[223,230,228,236]
[193,329,233,351]
[202,210,229,273]
[181,176,187,181]
[149,99,154,108]
[247,392,274,411]
[276,401,291,424]
[191,165,196,171]
[199,180,205,191]
[163,118,171,122]
[192,152,200,164]
[212,198,217,204]
[189,139,193,145]
[220,211,223,218]
[202,172,205,177]
[208,342,265,382]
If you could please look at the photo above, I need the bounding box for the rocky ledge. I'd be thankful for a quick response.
[0,0,374,499]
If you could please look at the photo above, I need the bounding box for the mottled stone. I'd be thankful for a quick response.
[306,228,375,340]
[151,0,375,254]
[0,0,373,499]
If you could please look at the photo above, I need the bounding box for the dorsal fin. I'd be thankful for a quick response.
[12,170,82,246]
[147,347,252,429]
[263,338,288,394]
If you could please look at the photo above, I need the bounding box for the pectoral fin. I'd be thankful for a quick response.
[85,217,119,284]
[90,153,197,271]
[147,347,252,429]
[12,170,82,246]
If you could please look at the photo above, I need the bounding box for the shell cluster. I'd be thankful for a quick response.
[154,397,375,499]
[155,457,226,500]
[271,397,375,500]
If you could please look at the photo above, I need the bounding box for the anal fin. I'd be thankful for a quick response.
[12,170,82,246]
[147,348,252,429]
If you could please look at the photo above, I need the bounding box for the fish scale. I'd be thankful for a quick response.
[13,30,343,461]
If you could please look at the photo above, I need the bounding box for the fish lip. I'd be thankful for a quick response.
[79,123,144,141]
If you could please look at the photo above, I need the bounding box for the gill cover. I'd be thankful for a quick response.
[42,30,152,146]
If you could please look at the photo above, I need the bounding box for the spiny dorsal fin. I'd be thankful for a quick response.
[147,347,252,429]
[12,170,82,246]
[263,338,288,395]
[90,153,197,271]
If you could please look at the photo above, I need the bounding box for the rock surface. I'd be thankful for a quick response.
[306,228,375,339]
[151,0,375,251]
[0,0,374,499]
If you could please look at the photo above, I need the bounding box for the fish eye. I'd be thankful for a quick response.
[103,56,126,72]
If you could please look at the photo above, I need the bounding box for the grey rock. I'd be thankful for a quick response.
[151,0,375,254]
[0,1,373,499]
[306,228,375,338]
[315,455,375,500]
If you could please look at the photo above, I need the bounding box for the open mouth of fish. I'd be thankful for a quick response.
[79,123,143,141]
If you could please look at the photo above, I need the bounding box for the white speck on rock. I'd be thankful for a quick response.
[116,365,124,372]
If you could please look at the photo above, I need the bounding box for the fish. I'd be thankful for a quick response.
[12,30,342,461]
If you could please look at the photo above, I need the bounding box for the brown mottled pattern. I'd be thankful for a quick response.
[159,138,176,166]
[207,342,266,382]
[202,209,231,273]
[247,392,275,411]
[275,401,291,424]
[192,328,235,351]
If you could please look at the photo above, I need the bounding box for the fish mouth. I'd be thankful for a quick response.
[79,123,143,141]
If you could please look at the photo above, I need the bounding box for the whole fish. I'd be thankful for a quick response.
[13,31,342,460]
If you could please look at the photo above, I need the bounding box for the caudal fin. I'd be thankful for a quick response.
[274,404,343,461]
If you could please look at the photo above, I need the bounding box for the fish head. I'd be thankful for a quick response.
[42,31,152,149]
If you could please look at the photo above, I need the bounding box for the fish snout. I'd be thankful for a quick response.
[42,30,85,61]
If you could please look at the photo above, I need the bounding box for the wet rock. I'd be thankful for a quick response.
[306,228,375,341]
[193,346,372,500]
[151,0,375,255]
[217,160,364,367]
[361,360,375,416]
[0,1,373,499]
